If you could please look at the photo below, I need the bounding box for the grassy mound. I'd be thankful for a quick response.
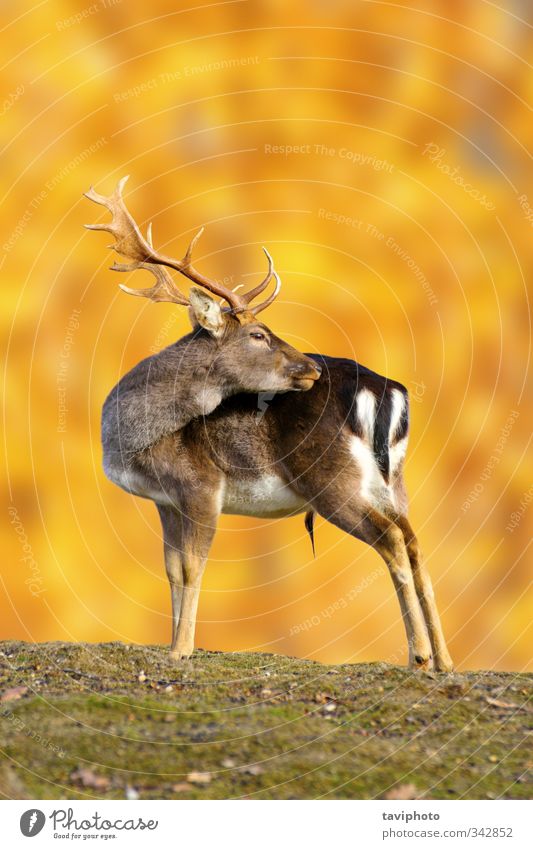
[0,641,530,800]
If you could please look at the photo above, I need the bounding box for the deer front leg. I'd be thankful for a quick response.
[171,547,208,659]
[157,500,217,659]
[396,516,454,672]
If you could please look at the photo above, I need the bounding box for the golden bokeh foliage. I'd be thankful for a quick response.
[2,1,531,671]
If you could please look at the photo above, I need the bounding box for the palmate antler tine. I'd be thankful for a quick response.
[84,177,245,311]
[84,175,154,265]
[111,261,189,305]
[84,177,283,315]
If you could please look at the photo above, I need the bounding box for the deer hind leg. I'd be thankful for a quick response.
[316,498,432,669]
[395,515,454,672]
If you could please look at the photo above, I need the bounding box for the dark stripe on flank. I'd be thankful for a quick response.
[373,386,392,483]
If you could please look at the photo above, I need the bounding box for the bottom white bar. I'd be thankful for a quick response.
[3,799,531,848]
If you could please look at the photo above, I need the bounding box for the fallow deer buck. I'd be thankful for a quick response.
[85,177,453,672]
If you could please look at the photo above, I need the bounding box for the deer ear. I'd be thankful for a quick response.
[188,288,225,337]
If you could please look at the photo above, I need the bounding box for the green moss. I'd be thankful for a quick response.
[0,641,530,800]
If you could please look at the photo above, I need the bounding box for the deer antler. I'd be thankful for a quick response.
[107,219,189,305]
[83,176,281,315]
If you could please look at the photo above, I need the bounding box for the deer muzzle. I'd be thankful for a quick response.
[288,359,322,390]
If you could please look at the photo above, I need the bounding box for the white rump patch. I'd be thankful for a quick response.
[222,474,308,518]
[389,435,408,475]
[356,388,376,442]
[389,388,405,443]
[350,436,391,506]
[389,389,408,475]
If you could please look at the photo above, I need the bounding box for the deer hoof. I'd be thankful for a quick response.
[410,654,432,671]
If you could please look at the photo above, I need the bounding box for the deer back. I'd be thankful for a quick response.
[129,356,410,518]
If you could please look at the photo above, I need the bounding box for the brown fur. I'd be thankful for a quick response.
[121,354,453,670]
[90,179,452,670]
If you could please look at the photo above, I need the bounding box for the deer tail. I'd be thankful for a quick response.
[304,510,316,557]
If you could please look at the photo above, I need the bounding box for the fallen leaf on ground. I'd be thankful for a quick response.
[1,686,28,702]
[314,692,333,704]
[383,783,419,800]
[440,681,468,697]
[172,783,192,792]
[186,771,212,785]
[70,768,110,789]
[486,698,523,710]
[237,764,263,776]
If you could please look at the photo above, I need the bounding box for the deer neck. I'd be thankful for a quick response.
[170,330,237,417]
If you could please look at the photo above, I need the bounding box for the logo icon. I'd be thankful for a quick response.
[256,391,276,422]
[20,809,46,837]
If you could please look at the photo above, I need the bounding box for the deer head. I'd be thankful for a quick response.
[84,176,321,393]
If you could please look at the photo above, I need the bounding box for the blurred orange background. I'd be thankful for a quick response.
[2,0,531,671]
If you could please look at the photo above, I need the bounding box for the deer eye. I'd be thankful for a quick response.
[250,331,268,342]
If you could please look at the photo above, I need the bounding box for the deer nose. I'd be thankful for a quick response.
[289,360,322,379]
[290,362,314,376]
